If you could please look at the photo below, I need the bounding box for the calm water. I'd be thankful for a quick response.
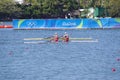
[0,29,120,80]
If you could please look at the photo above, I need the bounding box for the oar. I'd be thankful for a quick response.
[24,37,52,40]
[24,40,61,44]
[23,35,62,41]
[70,37,93,40]
[24,38,43,40]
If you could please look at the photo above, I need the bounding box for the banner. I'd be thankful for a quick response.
[13,18,120,29]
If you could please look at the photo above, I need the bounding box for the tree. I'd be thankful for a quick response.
[107,0,120,17]
[0,0,22,20]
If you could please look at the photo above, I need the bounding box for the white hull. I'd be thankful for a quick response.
[24,39,98,44]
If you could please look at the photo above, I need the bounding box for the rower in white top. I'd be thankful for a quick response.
[62,32,69,42]
[51,32,59,42]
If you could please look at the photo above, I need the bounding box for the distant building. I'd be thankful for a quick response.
[14,0,24,4]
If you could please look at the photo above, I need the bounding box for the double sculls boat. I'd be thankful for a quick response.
[23,37,98,44]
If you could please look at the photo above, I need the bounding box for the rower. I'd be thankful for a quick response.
[52,32,59,42]
[62,32,69,42]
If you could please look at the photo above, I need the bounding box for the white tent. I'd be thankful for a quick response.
[14,0,24,4]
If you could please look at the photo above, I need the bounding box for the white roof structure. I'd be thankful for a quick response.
[14,0,24,4]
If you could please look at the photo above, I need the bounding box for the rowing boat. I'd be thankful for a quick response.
[24,37,93,40]
[24,39,98,44]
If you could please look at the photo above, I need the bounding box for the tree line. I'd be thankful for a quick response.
[0,0,120,21]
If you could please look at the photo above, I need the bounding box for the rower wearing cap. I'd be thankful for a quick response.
[52,32,59,42]
[62,32,69,42]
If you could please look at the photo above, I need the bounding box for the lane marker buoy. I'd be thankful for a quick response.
[117,58,120,61]
[112,68,116,72]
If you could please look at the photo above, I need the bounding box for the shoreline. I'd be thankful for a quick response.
[13,28,120,30]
